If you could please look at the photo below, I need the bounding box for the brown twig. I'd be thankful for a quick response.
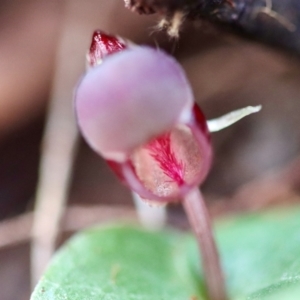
[0,213,32,249]
[0,205,137,250]
[125,0,300,55]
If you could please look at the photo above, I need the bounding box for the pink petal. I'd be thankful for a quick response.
[75,46,193,161]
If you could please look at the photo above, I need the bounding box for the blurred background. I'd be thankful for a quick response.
[1,1,300,299]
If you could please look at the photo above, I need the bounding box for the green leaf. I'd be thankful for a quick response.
[31,226,200,300]
[219,209,300,299]
[220,208,300,300]
[31,208,300,300]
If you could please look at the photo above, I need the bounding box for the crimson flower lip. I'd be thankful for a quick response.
[105,103,212,203]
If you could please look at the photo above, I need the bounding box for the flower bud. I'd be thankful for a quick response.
[75,46,212,203]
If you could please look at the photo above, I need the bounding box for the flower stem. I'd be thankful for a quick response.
[183,188,227,300]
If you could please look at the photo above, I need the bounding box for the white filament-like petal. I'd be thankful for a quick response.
[132,192,167,230]
[207,105,262,132]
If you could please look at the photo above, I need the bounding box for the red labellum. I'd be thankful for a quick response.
[106,103,212,204]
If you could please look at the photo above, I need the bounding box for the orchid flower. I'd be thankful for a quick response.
[75,31,261,300]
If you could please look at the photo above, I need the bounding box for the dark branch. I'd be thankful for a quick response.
[125,0,300,55]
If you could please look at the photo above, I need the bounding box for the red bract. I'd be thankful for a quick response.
[87,30,127,67]
[76,46,212,204]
